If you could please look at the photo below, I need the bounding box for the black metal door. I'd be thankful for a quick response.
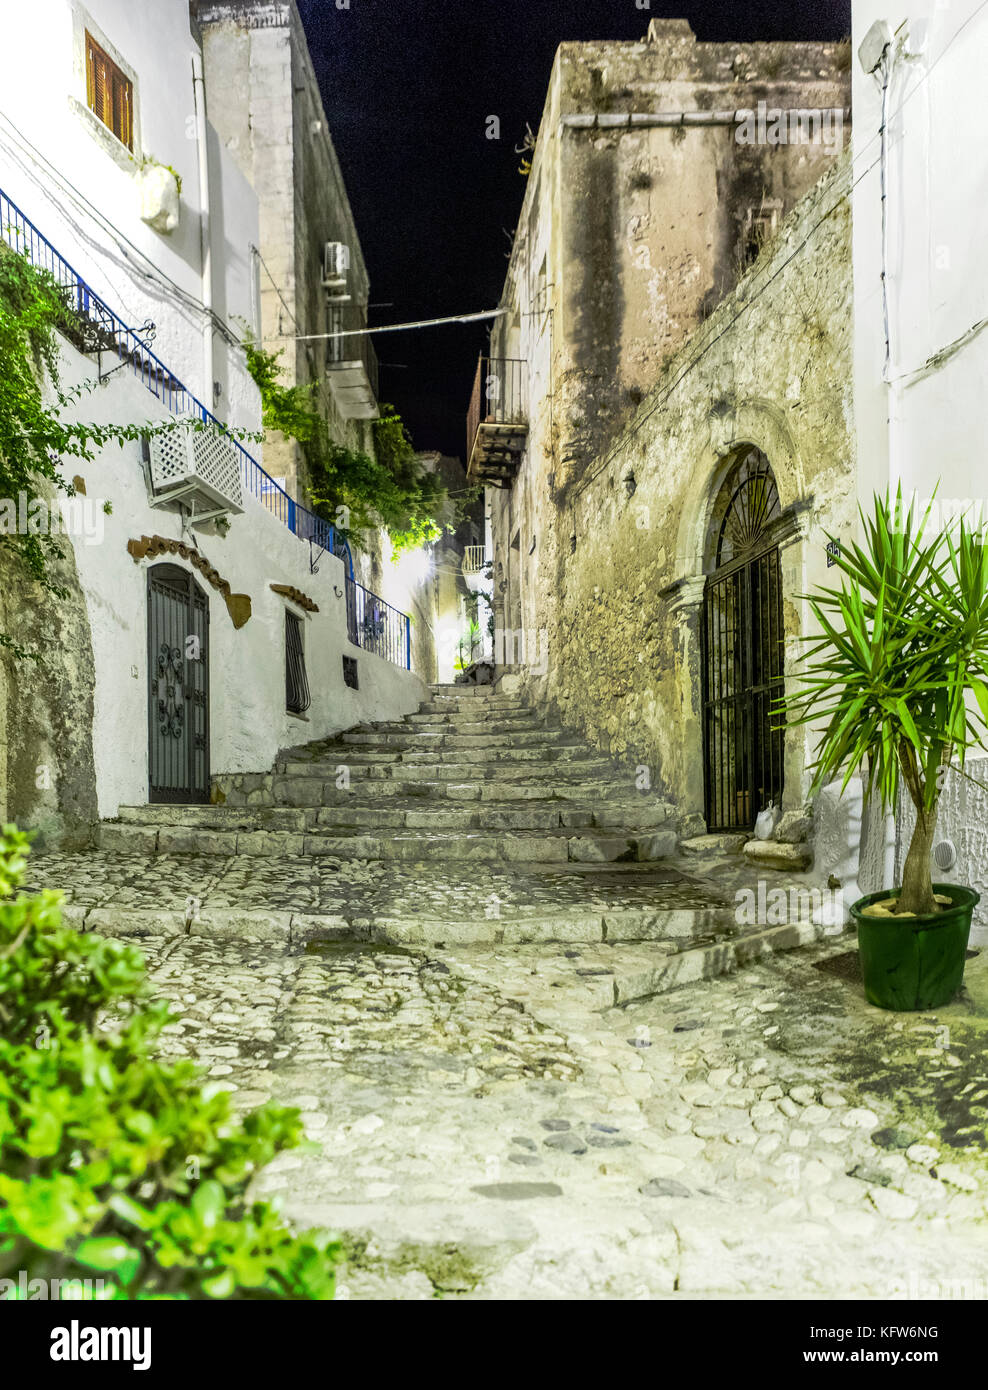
[701,545,785,832]
[147,563,210,804]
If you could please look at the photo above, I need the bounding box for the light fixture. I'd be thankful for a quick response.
[858,19,892,74]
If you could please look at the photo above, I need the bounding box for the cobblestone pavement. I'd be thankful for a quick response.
[130,927,988,1300]
[24,851,725,919]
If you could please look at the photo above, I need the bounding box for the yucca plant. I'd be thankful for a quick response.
[786,485,988,918]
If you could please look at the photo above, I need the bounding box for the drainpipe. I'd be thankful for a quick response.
[192,53,213,412]
[860,20,899,892]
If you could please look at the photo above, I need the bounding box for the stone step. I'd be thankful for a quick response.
[118,804,308,830]
[272,777,623,807]
[427,683,499,696]
[98,822,678,863]
[339,728,566,749]
[315,779,653,805]
[409,705,532,721]
[78,900,747,953]
[281,747,610,773]
[73,886,829,984]
[376,718,549,735]
[681,834,748,856]
[116,798,676,833]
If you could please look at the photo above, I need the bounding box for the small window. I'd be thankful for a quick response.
[285,612,311,714]
[342,655,359,690]
[326,300,345,370]
[86,31,133,151]
[739,202,782,271]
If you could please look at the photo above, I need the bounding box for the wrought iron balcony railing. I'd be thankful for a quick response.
[466,355,528,487]
[344,576,411,670]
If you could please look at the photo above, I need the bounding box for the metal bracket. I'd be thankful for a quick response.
[309,538,328,575]
[97,319,157,386]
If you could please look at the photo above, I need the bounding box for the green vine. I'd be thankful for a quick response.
[0,244,194,657]
[244,340,453,558]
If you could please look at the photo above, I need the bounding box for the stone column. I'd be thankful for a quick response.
[665,575,707,834]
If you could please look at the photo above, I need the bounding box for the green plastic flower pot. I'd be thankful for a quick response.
[850,883,980,1012]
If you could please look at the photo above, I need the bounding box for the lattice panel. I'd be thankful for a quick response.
[148,420,243,514]
[148,430,190,491]
[189,427,244,509]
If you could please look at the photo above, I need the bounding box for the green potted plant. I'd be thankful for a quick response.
[788,487,988,1010]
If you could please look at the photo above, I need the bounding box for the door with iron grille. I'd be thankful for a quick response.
[147,563,210,803]
[701,451,785,831]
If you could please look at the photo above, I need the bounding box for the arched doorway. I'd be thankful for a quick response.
[147,563,210,804]
[701,448,785,831]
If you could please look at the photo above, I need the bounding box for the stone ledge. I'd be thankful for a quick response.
[743,839,814,872]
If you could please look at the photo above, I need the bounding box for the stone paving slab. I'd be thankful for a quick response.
[25,851,836,988]
[113,930,988,1299]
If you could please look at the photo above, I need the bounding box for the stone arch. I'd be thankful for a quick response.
[674,396,806,582]
[667,397,811,827]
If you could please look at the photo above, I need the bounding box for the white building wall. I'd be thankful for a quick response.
[0,0,260,429]
[852,0,988,938]
[55,337,425,821]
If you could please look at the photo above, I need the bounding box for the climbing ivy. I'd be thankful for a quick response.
[243,340,454,557]
[0,245,167,656]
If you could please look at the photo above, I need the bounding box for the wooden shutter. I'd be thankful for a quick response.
[85,31,133,151]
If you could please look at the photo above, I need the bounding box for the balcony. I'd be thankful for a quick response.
[462,545,488,576]
[326,300,379,420]
[466,355,528,487]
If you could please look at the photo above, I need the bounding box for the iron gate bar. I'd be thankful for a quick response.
[702,541,784,833]
[285,611,311,714]
[147,564,210,804]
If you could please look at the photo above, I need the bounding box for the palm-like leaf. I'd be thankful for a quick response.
[781,486,988,914]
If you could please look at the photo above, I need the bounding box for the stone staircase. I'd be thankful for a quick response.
[102,685,681,865]
[46,684,832,992]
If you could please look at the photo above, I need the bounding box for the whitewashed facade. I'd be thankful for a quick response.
[0,0,425,841]
[852,0,988,934]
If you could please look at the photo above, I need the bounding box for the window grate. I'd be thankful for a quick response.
[342,655,359,690]
[86,32,133,151]
[285,611,311,714]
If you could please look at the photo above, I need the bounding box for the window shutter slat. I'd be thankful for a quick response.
[84,30,133,152]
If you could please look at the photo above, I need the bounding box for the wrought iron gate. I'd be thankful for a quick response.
[147,563,210,804]
[701,451,785,831]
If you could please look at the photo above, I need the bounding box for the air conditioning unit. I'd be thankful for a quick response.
[322,241,350,292]
[145,420,245,524]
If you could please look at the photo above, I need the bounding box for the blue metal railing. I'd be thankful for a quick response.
[0,184,412,670]
[344,575,412,669]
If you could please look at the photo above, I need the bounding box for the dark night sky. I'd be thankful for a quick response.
[296,0,851,459]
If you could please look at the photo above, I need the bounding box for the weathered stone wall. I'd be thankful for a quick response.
[489,21,851,750]
[500,23,851,490]
[0,488,98,850]
[518,153,855,826]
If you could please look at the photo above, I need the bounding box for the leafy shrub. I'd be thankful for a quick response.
[0,824,339,1299]
[243,338,454,555]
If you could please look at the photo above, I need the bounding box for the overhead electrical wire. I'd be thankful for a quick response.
[0,109,245,348]
[268,308,506,344]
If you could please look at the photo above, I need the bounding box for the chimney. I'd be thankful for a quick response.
[646,18,696,43]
